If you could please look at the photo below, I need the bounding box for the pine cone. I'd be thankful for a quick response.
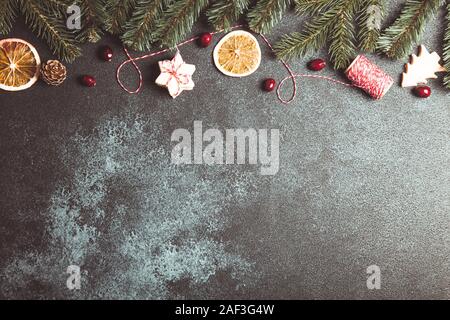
[40,60,67,86]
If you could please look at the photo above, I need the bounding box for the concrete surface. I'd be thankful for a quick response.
[0,2,449,299]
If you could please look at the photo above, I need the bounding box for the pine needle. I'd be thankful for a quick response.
[247,0,292,34]
[294,0,334,15]
[377,0,445,59]
[275,0,359,69]
[207,0,249,31]
[329,2,357,69]
[76,0,108,43]
[105,0,136,35]
[274,16,332,61]
[19,0,82,62]
[153,0,210,48]
[0,0,17,35]
[358,0,384,52]
[121,0,169,51]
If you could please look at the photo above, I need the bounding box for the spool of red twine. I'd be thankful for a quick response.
[345,55,393,100]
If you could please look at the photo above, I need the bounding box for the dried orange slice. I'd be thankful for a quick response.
[213,30,261,77]
[0,38,41,91]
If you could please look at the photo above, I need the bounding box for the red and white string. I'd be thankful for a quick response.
[116,26,392,103]
[258,34,353,104]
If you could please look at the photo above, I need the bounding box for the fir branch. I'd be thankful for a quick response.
[153,0,210,48]
[34,0,73,19]
[121,0,170,51]
[247,0,291,34]
[377,0,444,59]
[294,0,333,15]
[106,0,136,35]
[0,0,17,35]
[444,3,450,88]
[275,0,359,69]
[76,0,107,43]
[207,0,249,31]
[19,0,82,62]
[45,0,73,10]
[328,1,358,69]
[358,0,384,52]
[274,15,331,61]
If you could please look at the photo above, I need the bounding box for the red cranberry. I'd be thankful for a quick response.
[102,46,113,62]
[82,75,96,87]
[413,85,431,98]
[198,32,212,48]
[308,58,327,71]
[263,78,276,92]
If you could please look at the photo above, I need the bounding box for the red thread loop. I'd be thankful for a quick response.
[258,34,298,104]
[116,47,142,94]
[116,46,176,94]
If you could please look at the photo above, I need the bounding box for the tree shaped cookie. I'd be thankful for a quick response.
[402,45,446,87]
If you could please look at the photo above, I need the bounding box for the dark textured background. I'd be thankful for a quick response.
[0,2,449,300]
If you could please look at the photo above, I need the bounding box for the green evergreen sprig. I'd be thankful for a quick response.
[19,0,82,62]
[247,0,292,34]
[377,0,445,59]
[76,0,108,43]
[294,0,334,15]
[207,0,249,31]
[329,1,358,69]
[273,13,332,61]
[0,0,17,35]
[357,0,384,52]
[45,0,74,10]
[121,0,170,51]
[274,0,363,69]
[105,0,136,35]
[152,0,209,48]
